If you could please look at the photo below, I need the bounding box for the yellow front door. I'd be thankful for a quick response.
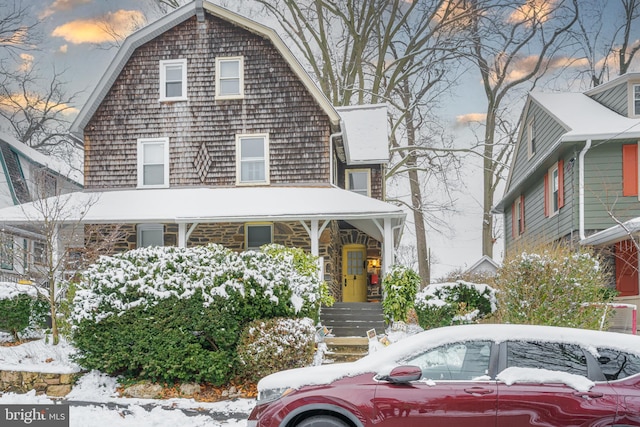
[342,244,367,302]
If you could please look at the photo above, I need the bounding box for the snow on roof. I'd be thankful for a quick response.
[0,186,405,239]
[0,132,83,185]
[336,104,389,164]
[530,92,640,141]
[258,323,640,392]
[581,216,640,246]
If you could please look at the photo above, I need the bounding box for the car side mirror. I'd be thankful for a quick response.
[379,365,422,384]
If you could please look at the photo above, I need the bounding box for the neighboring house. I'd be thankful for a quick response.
[0,132,83,282]
[0,1,404,303]
[464,255,500,277]
[495,72,640,322]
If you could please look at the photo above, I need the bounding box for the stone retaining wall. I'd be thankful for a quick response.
[0,370,78,397]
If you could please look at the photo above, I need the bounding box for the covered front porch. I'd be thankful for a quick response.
[0,186,405,302]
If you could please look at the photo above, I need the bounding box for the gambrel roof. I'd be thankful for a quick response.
[70,0,341,137]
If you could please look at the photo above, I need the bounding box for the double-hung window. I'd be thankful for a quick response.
[137,224,164,248]
[245,223,273,250]
[346,169,371,196]
[137,138,169,188]
[512,195,525,238]
[634,84,640,116]
[544,160,564,217]
[216,56,244,99]
[159,59,187,101]
[236,134,269,185]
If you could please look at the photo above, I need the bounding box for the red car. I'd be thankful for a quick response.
[247,323,640,427]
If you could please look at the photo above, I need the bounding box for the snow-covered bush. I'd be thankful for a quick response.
[381,265,420,323]
[414,281,498,329]
[237,317,315,382]
[494,246,615,330]
[0,283,48,342]
[70,244,325,384]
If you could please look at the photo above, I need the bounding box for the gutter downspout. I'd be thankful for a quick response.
[579,139,592,240]
[329,121,345,185]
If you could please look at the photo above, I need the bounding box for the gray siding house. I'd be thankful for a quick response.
[495,73,640,319]
[0,1,404,303]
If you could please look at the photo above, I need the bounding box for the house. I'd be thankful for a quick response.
[495,72,640,328]
[0,132,83,282]
[464,255,500,277]
[0,1,404,303]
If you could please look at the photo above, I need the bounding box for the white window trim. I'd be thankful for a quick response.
[137,137,170,189]
[632,83,640,118]
[548,163,560,217]
[159,59,187,102]
[236,133,270,185]
[346,168,371,197]
[215,56,244,100]
[137,224,164,248]
[526,119,535,159]
[245,223,273,250]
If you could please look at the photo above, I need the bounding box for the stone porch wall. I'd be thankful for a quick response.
[0,370,78,397]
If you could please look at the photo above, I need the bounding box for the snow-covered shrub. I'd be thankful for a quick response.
[381,265,420,323]
[414,281,498,329]
[237,317,315,382]
[0,283,48,341]
[494,246,615,330]
[70,244,324,384]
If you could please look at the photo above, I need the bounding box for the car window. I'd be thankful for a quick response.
[596,348,640,381]
[506,341,587,376]
[403,341,492,381]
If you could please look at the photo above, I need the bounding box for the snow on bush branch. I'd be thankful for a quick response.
[71,244,323,324]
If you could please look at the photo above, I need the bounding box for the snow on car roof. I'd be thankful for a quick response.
[258,323,640,392]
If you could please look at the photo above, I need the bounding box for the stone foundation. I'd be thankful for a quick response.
[0,370,78,397]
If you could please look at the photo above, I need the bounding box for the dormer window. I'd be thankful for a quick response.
[159,59,187,101]
[137,137,169,188]
[634,84,640,116]
[346,169,370,196]
[236,134,269,185]
[216,56,244,99]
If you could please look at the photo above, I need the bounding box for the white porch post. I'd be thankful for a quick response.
[382,217,394,276]
[310,219,319,257]
[178,223,186,247]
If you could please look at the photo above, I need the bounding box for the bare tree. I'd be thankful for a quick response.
[463,0,579,258]
[572,0,640,87]
[0,0,40,59]
[0,62,83,151]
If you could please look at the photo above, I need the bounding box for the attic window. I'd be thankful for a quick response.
[634,84,640,116]
[216,56,244,99]
[527,119,536,158]
[159,59,187,101]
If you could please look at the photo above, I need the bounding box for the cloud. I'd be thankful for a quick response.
[490,55,590,84]
[58,44,68,54]
[51,10,145,44]
[40,0,92,19]
[18,53,34,72]
[0,94,79,117]
[0,26,29,47]
[508,0,556,26]
[456,113,487,126]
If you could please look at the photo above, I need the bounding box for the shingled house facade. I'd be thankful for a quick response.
[0,1,404,302]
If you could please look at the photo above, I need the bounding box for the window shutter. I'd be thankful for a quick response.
[544,173,549,217]
[623,144,638,197]
[519,194,525,234]
[557,159,565,208]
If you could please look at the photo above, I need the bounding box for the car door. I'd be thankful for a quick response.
[373,340,498,427]
[596,347,640,426]
[496,340,619,427]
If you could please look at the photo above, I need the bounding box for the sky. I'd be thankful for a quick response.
[3,0,640,279]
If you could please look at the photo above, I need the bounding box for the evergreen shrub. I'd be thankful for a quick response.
[237,317,315,382]
[0,285,48,341]
[70,244,324,384]
[414,281,498,329]
[381,265,420,323]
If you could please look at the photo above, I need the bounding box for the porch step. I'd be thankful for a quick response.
[320,302,386,338]
[323,337,369,364]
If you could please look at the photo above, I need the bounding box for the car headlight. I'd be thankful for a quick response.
[257,387,295,404]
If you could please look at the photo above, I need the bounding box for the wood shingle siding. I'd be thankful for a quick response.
[84,15,331,189]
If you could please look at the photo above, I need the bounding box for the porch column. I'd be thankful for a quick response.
[300,220,329,257]
[178,223,186,247]
[382,217,393,275]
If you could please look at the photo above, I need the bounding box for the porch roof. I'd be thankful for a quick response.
[581,217,640,246]
[0,186,405,242]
